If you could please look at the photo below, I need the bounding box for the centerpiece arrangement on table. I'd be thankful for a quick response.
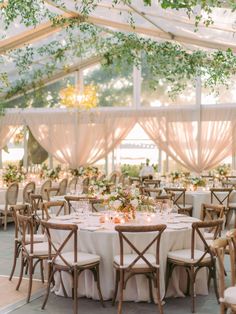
[105,186,154,222]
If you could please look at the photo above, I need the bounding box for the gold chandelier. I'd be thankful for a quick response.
[59,84,97,109]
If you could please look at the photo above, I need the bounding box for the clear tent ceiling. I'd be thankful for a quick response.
[1,0,236,99]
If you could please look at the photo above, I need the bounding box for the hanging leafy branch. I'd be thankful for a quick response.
[0,0,236,29]
[2,23,236,102]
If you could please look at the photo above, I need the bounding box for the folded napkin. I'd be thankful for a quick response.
[80,226,103,232]
[166,223,189,230]
[53,215,73,220]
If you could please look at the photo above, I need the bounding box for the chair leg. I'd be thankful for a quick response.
[27,258,33,303]
[16,253,24,291]
[156,269,163,314]
[9,241,19,281]
[95,265,105,307]
[190,266,195,313]
[42,268,54,309]
[40,260,44,284]
[112,269,120,306]
[73,268,78,314]
[212,265,219,304]
[147,275,154,303]
[4,213,7,231]
[118,270,124,314]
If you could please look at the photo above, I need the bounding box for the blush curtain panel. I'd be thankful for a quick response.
[139,106,236,173]
[0,111,23,150]
[22,109,136,168]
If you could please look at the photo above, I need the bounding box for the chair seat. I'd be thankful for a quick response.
[25,242,51,256]
[168,249,211,264]
[228,203,236,209]
[55,251,100,267]
[25,234,46,243]
[204,232,214,240]
[114,253,157,268]
[224,286,236,304]
[178,204,193,210]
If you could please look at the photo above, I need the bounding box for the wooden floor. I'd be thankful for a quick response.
[0,275,45,314]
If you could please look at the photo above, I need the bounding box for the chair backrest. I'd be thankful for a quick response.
[115,224,166,270]
[98,174,106,181]
[143,179,161,188]
[210,188,232,207]
[16,212,35,254]
[82,177,89,194]
[68,177,77,193]
[6,182,19,206]
[191,219,224,264]
[30,194,43,216]
[65,195,95,213]
[164,188,186,209]
[41,220,78,267]
[226,229,236,286]
[141,187,162,197]
[118,174,126,186]
[11,204,31,240]
[58,178,68,195]
[200,203,225,236]
[109,171,120,184]
[23,181,36,204]
[42,201,66,220]
[212,234,235,305]
[41,179,52,201]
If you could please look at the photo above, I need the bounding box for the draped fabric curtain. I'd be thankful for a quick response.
[139,106,236,173]
[23,109,136,168]
[0,111,23,150]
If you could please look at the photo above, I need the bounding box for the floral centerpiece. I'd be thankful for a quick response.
[107,186,141,221]
[190,176,206,190]
[3,164,26,185]
[69,166,99,177]
[89,178,111,194]
[170,171,182,182]
[40,164,61,180]
[215,164,230,179]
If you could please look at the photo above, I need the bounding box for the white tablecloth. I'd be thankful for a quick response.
[185,190,236,218]
[50,214,208,302]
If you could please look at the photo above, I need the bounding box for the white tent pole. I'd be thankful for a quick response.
[196,76,202,175]
[133,64,141,108]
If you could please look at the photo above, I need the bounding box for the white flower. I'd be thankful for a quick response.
[130,199,139,208]
[113,200,122,209]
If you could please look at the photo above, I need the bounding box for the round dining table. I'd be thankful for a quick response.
[49,212,208,303]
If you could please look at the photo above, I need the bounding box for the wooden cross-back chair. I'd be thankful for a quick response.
[16,212,49,303]
[212,230,236,314]
[210,188,233,227]
[164,187,193,216]
[9,204,42,281]
[166,219,224,313]
[113,224,166,314]
[65,195,103,213]
[23,181,36,204]
[200,203,225,241]
[82,177,89,194]
[210,188,232,206]
[41,220,104,314]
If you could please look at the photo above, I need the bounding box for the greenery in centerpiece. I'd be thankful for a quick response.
[39,164,61,180]
[190,176,206,189]
[89,178,111,195]
[69,166,99,177]
[3,164,26,185]
[214,164,231,178]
